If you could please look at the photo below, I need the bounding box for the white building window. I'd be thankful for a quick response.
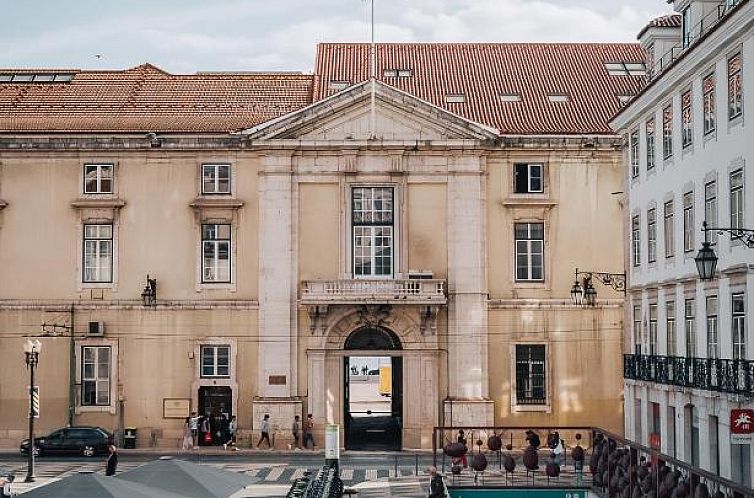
[706,295,719,359]
[732,293,746,360]
[352,187,394,277]
[685,298,696,357]
[646,119,655,170]
[630,131,639,178]
[81,346,111,406]
[514,163,543,193]
[666,300,677,356]
[664,200,675,258]
[514,223,544,281]
[83,164,113,194]
[703,74,716,135]
[663,105,673,159]
[705,181,718,245]
[730,169,744,231]
[649,303,658,355]
[632,215,641,266]
[201,345,230,378]
[633,304,642,354]
[202,164,231,194]
[514,344,546,405]
[681,6,692,47]
[202,224,231,283]
[728,53,743,120]
[83,224,113,283]
[683,192,694,253]
[648,208,657,263]
[681,91,693,148]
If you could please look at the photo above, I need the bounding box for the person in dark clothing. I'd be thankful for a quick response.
[105,445,118,476]
[456,429,468,468]
[427,466,445,498]
[526,429,541,449]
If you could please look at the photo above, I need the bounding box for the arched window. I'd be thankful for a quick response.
[344,327,402,350]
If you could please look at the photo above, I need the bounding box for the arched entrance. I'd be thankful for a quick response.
[343,326,403,451]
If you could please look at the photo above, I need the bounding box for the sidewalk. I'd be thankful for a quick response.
[0,447,434,457]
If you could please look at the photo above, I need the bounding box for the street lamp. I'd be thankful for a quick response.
[23,339,41,483]
[570,268,626,307]
[694,222,718,281]
[141,275,157,307]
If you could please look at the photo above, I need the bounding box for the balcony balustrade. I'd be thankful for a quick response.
[624,353,754,396]
[300,279,446,305]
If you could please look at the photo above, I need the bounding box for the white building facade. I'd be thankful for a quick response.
[612,0,754,486]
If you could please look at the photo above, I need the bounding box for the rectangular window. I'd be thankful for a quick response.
[706,295,719,359]
[352,187,394,277]
[682,6,692,47]
[632,215,641,266]
[515,223,544,281]
[732,293,746,360]
[201,345,230,378]
[633,305,642,354]
[81,346,111,406]
[201,164,231,194]
[664,200,675,258]
[83,224,113,283]
[663,105,673,159]
[730,169,744,232]
[515,345,546,405]
[649,303,658,355]
[667,300,677,356]
[83,164,113,194]
[728,53,743,120]
[648,208,657,263]
[646,119,656,170]
[705,181,718,245]
[630,131,640,178]
[682,91,693,148]
[201,224,231,283]
[514,163,544,193]
[703,74,716,134]
[685,298,696,357]
[683,192,694,253]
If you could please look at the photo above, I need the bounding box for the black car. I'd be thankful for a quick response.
[20,426,113,457]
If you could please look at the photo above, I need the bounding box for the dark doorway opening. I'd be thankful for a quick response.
[344,326,402,451]
[198,386,232,418]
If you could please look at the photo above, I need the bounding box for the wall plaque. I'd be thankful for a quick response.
[268,375,287,385]
[163,398,190,419]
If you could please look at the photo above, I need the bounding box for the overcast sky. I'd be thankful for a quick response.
[1,0,673,73]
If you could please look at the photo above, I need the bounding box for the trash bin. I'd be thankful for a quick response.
[124,427,137,449]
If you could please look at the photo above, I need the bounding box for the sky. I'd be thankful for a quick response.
[0,0,674,73]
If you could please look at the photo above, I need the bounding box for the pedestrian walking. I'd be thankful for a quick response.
[303,413,316,449]
[181,417,193,450]
[105,445,118,476]
[189,411,199,448]
[552,432,565,466]
[200,415,211,446]
[427,466,445,498]
[225,416,237,450]
[1,475,15,497]
[291,415,301,450]
[525,429,541,449]
[257,414,272,449]
[456,430,468,468]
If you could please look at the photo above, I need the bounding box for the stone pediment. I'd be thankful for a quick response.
[243,80,499,142]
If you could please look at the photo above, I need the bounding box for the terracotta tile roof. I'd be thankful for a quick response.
[637,14,682,38]
[314,43,646,135]
[0,63,314,133]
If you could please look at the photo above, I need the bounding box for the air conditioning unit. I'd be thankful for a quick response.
[87,321,105,337]
[408,270,433,280]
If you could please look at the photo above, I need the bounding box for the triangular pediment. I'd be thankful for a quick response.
[243,80,499,141]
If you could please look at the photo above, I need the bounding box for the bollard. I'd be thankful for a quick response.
[415,454,419,476]
[394,455,398,477]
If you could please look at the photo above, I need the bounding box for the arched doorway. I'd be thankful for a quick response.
[343,326,403,450]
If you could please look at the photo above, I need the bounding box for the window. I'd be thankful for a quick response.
[663,105,673,159]
[667,300,677,356]
[646,119,656,170]
[604,62,646,76]
[353,187,394,277]
[547,94,570,102]
[514,164,543,193]
[630,131,640,178]
[81,346,111,406]
[500,94,522,102]
[202,224,231,283]
[703,74,716,134]
[649,303,658,355]
[705,181,718,244]
[201,345,230,378]
[685,298,696,357]
[664,200,675,258]
[329,80,350,91]
[83,164,113,194]
[633,305,642,354]
[648,208,657,263]
[444,94,466,103]
[732,293,746,360]
[730,169,744,232]
[683,192,694,253]
[706,295,719,359]
[728,53,743,120]
[202,164,231,194]
[515,345,546,405]
[682,6,692,47]
[682,91,693,148]
[632,215,641,266]
[83,224,113,283]
[515,223,544,281]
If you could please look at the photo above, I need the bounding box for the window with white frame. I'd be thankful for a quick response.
[649,303,658,355]
[352,187,394,277]
[202,224,231,283]
[514,344,546,405]
[201,345,230,378]
[728,53,743,120]
[681,91,693,148]
[663,105,673,159]
[664,200,675,258]
[730,169,744,232]
[646,119,656,170]
[703,73,716,134]
[706,295,719,359]
[514,223,544,281]
[732,293,746,360]
[681,6,692,47]
[632,215,641,266]
[514,163,543,193]
[705,181,718,244]
[685,298,696,357]
[683,192,694,253]
[648,208,657,263]
[666,300,677,356]
[630,131,639,178]
[202,164,231,194]
[83,164,113,194]
[633,305,642,354]
[81,346,111,406]
[83,224,113,283]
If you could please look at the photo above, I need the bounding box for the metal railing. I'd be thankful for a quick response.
[301,278,446,303]
[624,354,754,396]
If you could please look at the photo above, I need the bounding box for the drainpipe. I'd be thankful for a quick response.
[68,304,75,427]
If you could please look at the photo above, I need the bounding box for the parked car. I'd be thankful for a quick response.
[20,426,113,457]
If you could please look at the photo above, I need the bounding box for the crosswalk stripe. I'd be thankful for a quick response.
[289,468,307,481]
[265,466,285,481]
[365,469,377,480]
[340,468,354,480]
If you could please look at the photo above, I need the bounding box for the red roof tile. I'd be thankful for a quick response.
[314,43,646,135]
[0,63,314,133]
[637,14,682,38]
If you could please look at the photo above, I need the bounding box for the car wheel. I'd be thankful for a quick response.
[82,445,95,457]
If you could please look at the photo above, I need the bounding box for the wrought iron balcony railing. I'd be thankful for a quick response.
[624,354,754,396]
[301,279,447,305]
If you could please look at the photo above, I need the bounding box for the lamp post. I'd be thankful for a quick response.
[570,268,626,306]
[23,339,41,483]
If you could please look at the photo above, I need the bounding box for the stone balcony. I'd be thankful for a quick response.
[300,279,447,305]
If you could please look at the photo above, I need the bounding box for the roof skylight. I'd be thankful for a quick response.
[445,94,466,103]
[383,68,412,78]
[499,93,522,102]
[605,62,647,76]
[329,80,351,91]
[0,73,76,83]
[547,94,570,102]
